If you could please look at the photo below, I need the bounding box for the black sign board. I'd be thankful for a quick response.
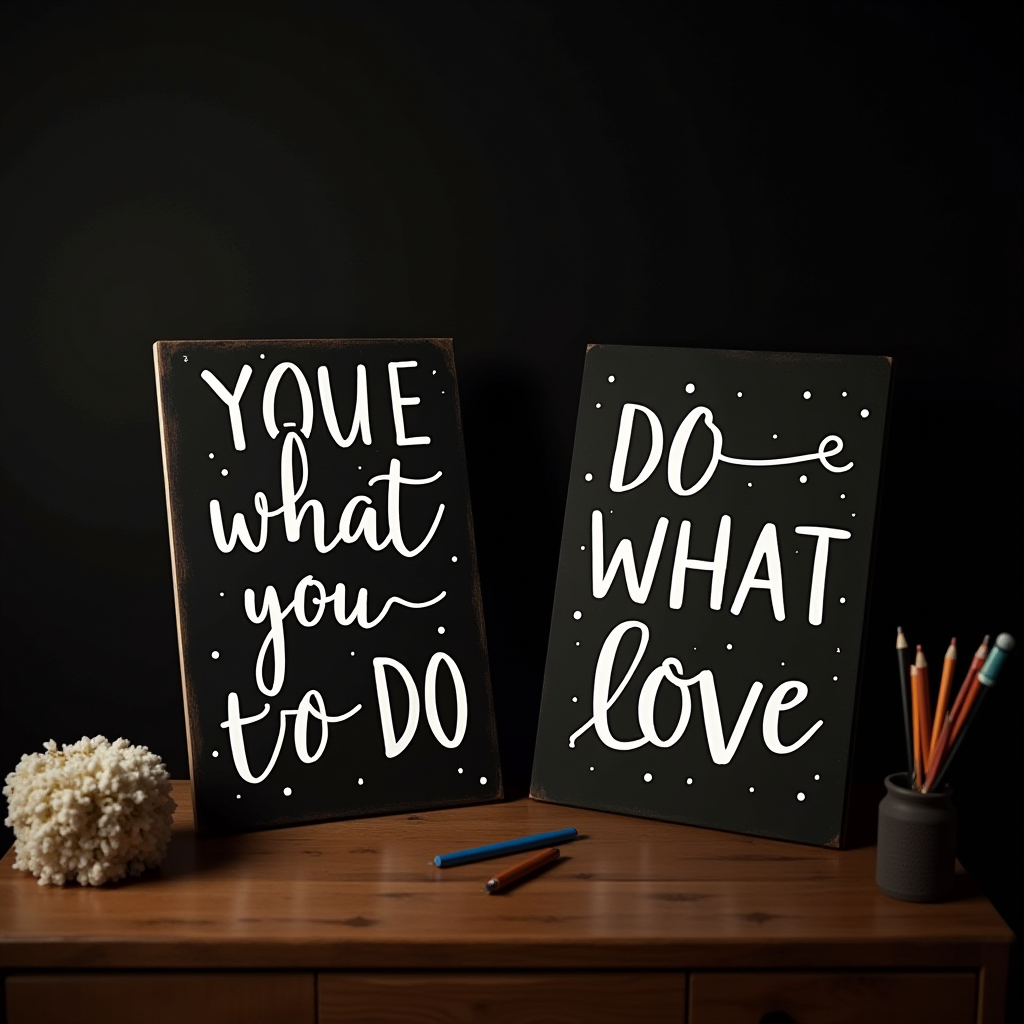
[155,339,501,834]
[531,346,892,846]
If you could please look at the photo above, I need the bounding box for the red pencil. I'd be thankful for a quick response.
[946,636,989,748]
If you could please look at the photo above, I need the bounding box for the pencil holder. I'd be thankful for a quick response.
[876,773,956,902]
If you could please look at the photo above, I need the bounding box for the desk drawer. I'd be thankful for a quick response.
[689,971,976,1024]
[319,972,686,1023]
[5,973,315,1024]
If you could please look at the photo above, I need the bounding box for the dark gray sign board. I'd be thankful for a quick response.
[531,345,892,846]
[155,339,501,834]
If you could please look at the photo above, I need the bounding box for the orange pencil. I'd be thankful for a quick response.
[946,635,989,747]
[916,646,932,765]
[485,847,560,893]
[910,664,922,788]
[923,713,952,792]
[929,638,957,757]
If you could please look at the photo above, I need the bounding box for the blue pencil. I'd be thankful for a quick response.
[433,827,579,868]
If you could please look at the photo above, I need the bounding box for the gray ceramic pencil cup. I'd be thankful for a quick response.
[876,772,957,902]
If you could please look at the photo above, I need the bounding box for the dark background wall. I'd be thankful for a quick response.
[2,0,1020,989]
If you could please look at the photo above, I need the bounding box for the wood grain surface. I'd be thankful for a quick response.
[0,781,1011,975]
[689,971,976,1024]
[5,972,315,1024]
[319,972,686,1024]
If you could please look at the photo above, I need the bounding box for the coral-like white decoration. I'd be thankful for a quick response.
[3,735,176,886]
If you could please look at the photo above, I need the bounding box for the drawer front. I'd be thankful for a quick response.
[319,972,686,1024]
[5,973,315,1024]
[690,971,976,1024]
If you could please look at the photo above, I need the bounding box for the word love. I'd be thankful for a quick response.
[570,621,823,762]
[211,432,443,557]
[220,652,468,783]
[611,403,853,495]
[202,359,431,450]
[594,513,850,625]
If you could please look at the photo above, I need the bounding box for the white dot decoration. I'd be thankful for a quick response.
[212,750,219,758]
[797,792,806,802]
[358,778,364,785]
[833,675,838,681]
[840,493,846,499]
[437,626,445,635]
[572,696,578,703]
[596,403,602,408]
[351,651,355,656]
[212,651,220,659]
[842,391,847,397]
[458,768,464,774]
[581,545,586,550]
[803,390,811,399]
[747,482,752,487]
[480,776,488,785]
[749,787,755,793]
[219,592,224,597]
[236,794,241,799]
[208,453,214,459]
[772,433,778,439]
[839,597,846,604]
[686,778,693,785]
[452,556,458,562]
[283,787,292,796]
[590,766,595,771]
[726,643,733,650]
[608,375,615,382]
[260,354,265,360]
[814,774,820,780]
[860,409,869,418]
[799,475,807,483]
[574,610,582,620]
[221,469,228,476]
[575,641,580,646]
[643,773,653,782]
[781,662,785,666]
[852,513,856,517]
[737,391,743,398]
[433,369,437,374]
[585,473,593,481]
[685,383,695,394]
[836,647,841,653]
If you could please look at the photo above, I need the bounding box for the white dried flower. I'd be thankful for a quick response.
[3,735,176,886]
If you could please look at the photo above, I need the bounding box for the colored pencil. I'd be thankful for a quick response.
[929,638,957,757]
[485,847,560,893]
[922,713,952,791]
[946,635,990,748]
[896,627,915,779]
[915,645,933,765]
[910,664,922,789]
[434,827,578,868]
[927,633,1015,793]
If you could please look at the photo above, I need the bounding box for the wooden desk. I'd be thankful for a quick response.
[0,781,1012,1023]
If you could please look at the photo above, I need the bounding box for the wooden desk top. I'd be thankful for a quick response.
[0,781,1012,972]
